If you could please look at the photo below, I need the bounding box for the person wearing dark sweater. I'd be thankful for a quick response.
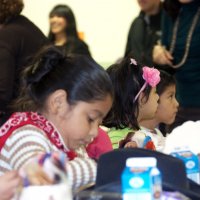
[0,0,48,125]
[153,0,200,129]
[124,0,162,66]
[48,4,91,57]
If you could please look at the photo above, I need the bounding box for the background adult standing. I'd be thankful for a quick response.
[48,4,91,57]
[0,0,48,125]
[153,0,200,129]
[124,0,162,66]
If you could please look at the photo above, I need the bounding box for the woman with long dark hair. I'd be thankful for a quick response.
[48,5,91,56]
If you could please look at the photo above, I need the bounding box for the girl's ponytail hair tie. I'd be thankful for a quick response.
[27,47,64,85]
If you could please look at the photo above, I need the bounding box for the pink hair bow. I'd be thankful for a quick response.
[134,66,160,102]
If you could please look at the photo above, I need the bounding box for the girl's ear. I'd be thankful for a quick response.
[46,89,68,114]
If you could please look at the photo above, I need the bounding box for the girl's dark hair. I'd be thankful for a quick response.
[48,4,78,42]
[14,46,113,112]
[103,57,151,130]
[157,70,176,96]
[163,0,181,19]
[0,0,24,24]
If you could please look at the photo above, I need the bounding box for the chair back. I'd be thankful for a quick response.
[96,148,188,189]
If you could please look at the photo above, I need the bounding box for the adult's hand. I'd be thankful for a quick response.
[153,45,173,66]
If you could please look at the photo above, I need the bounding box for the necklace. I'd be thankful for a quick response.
[169,7,200,68]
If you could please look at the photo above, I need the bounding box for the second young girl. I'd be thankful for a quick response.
[140,70,179,133]
[103,57,160,149]
[119,70,179,151]
[138,70,179,151]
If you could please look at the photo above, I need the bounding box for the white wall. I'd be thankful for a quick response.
[22,0,140,67]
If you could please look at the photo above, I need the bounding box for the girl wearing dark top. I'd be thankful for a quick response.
[48,4,91,57]
[153,0,200,130]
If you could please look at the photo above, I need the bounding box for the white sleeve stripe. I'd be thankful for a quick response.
[12,151,40,170]
[71,161,82,188]
[84,158,96,183]
[66,158,96,190]
[0,160,12,170]
[6,135,51,156]
[66,163,74,187]
[75,158,90,183]
[8,129,47,145]
[11,146,46,167]
[74,159,84,186]
[67,162,78,189]
[1,143,44,163]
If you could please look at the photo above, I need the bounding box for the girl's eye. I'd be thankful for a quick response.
[169,94,174,99]
[88,117,94,123]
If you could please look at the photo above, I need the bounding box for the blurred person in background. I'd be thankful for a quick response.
[153,0,200,130]
[48,4,91,57]
[124,0,162,66]
[0,0,48,125]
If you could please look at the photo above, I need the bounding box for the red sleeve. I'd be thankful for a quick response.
[86,127,113,160]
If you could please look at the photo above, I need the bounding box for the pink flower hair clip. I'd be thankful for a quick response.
[134,66,160,102]
[130,58,137,66]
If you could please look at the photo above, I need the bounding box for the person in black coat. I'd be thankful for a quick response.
[124,0,162,66]
[48,4,91,57]
[0,0,48,125]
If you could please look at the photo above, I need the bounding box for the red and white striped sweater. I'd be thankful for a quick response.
[0,113,96,190]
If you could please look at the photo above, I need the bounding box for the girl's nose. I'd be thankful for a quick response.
[175,98,179,108]
[90,123,99,139]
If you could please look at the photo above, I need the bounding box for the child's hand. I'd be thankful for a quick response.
[124,141,138,148]
[0,171,22,200]
[23,163,54,185]
[21,152,67,186]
